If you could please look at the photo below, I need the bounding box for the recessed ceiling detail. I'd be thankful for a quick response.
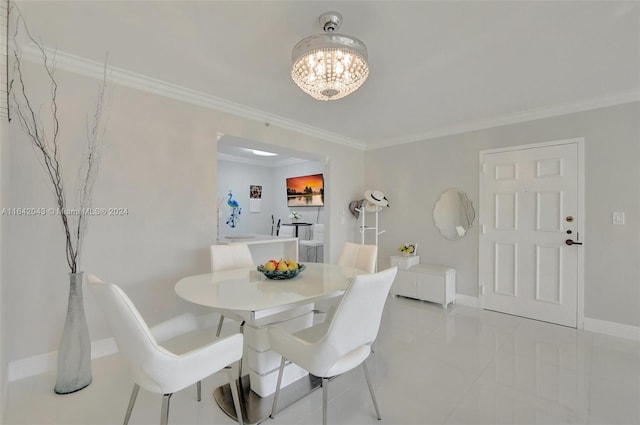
[251,149,277,157]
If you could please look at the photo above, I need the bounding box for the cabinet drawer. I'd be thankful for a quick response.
[416,273,444,304]
[392,270,416,298]
[390,255,420,270]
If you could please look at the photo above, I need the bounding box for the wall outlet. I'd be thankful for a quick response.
[613,211,625,225]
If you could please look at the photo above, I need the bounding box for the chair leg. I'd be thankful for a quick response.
[270,356,286,419]
[238,321,245,379]
[160,393,172,425]
[123,384,140,425]
[227,367,244,425]
[216,315,225,337]
[322,377,329,425]
[196,380,201,402]
[362,362,381,420]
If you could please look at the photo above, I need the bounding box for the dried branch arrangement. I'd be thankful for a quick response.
[9,5,109,273]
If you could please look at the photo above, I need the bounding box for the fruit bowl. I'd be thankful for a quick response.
[257,264,305,280]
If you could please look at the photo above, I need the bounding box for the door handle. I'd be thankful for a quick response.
[565,239,583,246]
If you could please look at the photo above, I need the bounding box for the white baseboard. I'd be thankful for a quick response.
[8,337,117,382]
[583,317,640,341]
[455,294,480,308]
[7,312,223,382]
[453,299,640,341]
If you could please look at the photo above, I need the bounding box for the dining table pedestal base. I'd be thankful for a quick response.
[215,373,323,424]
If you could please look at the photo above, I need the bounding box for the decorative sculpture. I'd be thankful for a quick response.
[226,190,242,228]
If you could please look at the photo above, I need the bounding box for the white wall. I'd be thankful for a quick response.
[217,160,277,237]
[0,118,6,421]
[216,158,324,239]
[366,102,640,328]
[3,63,365,365]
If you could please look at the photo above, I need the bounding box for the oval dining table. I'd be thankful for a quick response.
[175,263,364,424]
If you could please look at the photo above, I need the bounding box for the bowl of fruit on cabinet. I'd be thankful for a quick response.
[257,258,305,280]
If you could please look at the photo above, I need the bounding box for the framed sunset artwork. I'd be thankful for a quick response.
[286,173,324,207]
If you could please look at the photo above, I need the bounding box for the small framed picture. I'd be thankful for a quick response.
[250,185,262,199]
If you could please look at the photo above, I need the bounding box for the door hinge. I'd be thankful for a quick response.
[480,285,485,295]
[481,163,487,174]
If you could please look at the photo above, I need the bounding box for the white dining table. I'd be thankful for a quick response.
[175,263,363,424]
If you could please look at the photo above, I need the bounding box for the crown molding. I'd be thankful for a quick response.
[17,43,639,152]
[369,90,640,149]
[18,43,366,151]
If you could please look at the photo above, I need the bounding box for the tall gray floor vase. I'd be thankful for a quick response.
[54,272,92,394]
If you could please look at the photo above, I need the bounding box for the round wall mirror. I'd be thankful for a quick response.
[433,189,475,240]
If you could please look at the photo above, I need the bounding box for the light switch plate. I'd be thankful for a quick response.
[613,211,625,225]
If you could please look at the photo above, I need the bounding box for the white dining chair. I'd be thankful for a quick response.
[314,242,379,317]
[299,223,324,262]
[268,267,398,425]
[210,243,255,336]
[337,242,378,273]
[87,274,244,425]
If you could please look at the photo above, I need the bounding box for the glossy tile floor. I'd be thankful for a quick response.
[6,296,640,425]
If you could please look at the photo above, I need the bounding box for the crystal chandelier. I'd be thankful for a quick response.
[291,12,369,101]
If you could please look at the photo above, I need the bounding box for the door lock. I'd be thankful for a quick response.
[565,239,583,246]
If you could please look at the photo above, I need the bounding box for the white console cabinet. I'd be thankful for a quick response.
[390,256,456,308]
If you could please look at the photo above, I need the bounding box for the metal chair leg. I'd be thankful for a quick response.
[238,321,245,379]
[322,377,329,425]
[196,380,201,402]
[227,366,244,425]
[160,393,172,425]
[270,357,286,419]
[216,315,225,337]
[123,383,140,425]
[362,362,381,420]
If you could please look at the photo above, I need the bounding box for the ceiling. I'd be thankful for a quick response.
[15,1,640,150]
[217,134,320,167]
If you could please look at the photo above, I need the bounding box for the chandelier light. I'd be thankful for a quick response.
[291,12,369,101]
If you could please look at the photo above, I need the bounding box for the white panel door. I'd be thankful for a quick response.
[479,142,581,327]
